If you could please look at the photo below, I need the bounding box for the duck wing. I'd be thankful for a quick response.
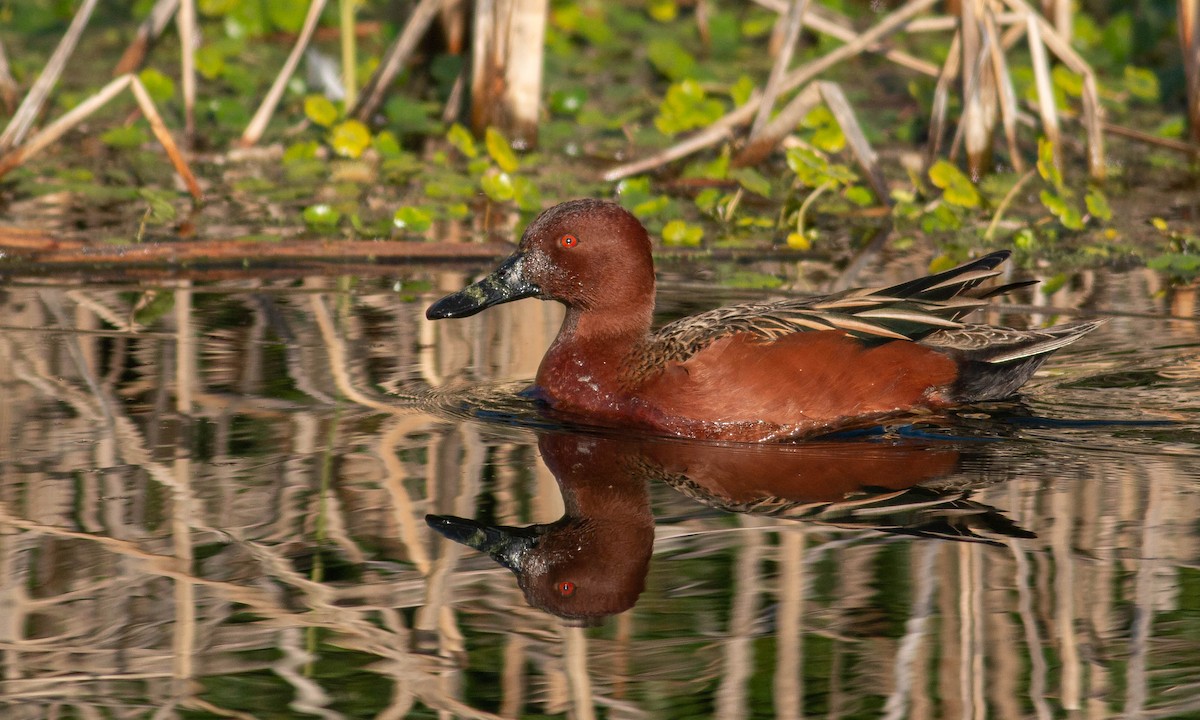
[646,251,1015,365]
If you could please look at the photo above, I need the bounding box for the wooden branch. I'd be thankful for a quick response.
[924,31,961,172]
[0,74,133,179]
[113,0,180,75]
[0,36,17,111]
[1026,13,1061,170]
[130,76,203,202]
[353,0,444,122]
[0,0,99,151]
[818,81,890,204]
[750,0,811,139]
[0,230,515,266]
[239,0,329,147]
[985,6,1025,172]
[733,83,818,167]
[177,0,196,141]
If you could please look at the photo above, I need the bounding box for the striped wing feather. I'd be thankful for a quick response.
[646,251,1015,365]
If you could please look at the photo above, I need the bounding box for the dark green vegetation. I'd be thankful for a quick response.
[0,0,1197,280]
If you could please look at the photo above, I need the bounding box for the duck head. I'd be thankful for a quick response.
[426,199,656,320]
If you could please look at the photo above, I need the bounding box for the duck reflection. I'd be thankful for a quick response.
[427,431,1031,622]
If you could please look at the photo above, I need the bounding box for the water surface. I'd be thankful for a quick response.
[1,262,1198,719]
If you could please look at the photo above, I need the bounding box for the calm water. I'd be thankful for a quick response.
[1,261,1199,719]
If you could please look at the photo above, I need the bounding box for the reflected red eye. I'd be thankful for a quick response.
[558,581,576,596]
[560,234,578,249]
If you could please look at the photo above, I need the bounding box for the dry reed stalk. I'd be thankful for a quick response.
[1005,0,1105,177]
[440,0,468,54]
[1181,0,1200,143]
[0,0,99,151]
[1102,121,1200,156]
[753,0,940,76]
[239,0,328,147]
[605,97,757,181]
[177,0,196,141]
[1025,13,1061,170]
[906,12,1021,32]
[924,31,962,171]
[984,8,1024,172]
[470,0,548,148]
[0,37,17,111]
[0,74,132,179]
[113,0,180,75]
[341,0,358,110]
[750,0,811,139]
[734,84,819,167]
[818,82,890,203]
[353,0,443,121]
[130,76,203,202]
[608,0,936,180]
[960,1,998,177]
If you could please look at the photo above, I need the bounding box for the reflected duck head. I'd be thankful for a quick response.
[426,431,654,623]
[426,514,649,623]
[425,199,655,319]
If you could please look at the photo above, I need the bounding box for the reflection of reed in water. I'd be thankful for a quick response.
[0,271,1198,718]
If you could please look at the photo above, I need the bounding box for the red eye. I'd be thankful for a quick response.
[560,234,578,249]
[558,581,576,596]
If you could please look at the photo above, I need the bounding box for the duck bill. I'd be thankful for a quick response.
[425,514,542,571]
[425,252,540,320]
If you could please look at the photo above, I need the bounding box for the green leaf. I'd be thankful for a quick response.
[330,120,371,158]
[549,88,587,116]
[844,185,874,207]
[1041,273,1068,295]
[786,231,811,250]
[647,38,696,81]
[513,176,541,212]
[1051,65,1083,98]
[101,124,149,148]
[928,160,980,208]
[138,68,175,103]
[393,206,433,233]
[303,203,341,227]
[724,270,784,290]
[1085,188,1112,221]
[655,80,725,135]
[195,45,227,79]
[1123,66,1160,102]
[481,171,515,202]
[1036,137,1063,190]
[1148,253,1200,277]
[729,75,756,106]
[647,0,678,22]
[485,127,520,173]
[373,131,402,158]
[811,125,845,153]
[446,123,478,158]
[683,153,729,180]
[1040,189,1083,229]
[732,168,771,197]
[283,139,319,163]
[304,95,339,127]
[662,219,703,246]
[138,188,177,223]
[265,0,307,33]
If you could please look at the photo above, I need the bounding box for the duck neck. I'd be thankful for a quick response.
[536,302,654,400]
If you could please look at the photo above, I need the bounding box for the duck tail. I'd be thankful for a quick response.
[948,319,1105,401]
[876,250,1012,303]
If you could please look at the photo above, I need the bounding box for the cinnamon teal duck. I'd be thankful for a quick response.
[426,199,1101,442]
